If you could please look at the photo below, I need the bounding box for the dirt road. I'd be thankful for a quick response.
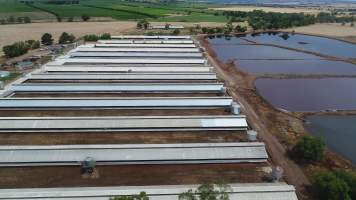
[201,39,311,200]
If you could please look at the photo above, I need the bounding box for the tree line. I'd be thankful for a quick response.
[2,32,76,58]
[222,10,355,31]
[0,16,31,25]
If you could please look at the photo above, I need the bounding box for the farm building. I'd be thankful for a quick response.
[0,35,298,199]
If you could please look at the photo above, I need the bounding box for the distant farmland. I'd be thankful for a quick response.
[0,0,228,22]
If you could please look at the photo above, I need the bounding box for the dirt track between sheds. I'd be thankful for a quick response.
[0,163,268,188]
[9,92,223,98]
[0,130,247,145]
[0,108,231,117]
[201,38,311,199]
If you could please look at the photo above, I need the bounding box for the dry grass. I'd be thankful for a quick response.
[211,6,323,14]
[0,21,137,50]
[285,23,356,38]
[0,21,229,51]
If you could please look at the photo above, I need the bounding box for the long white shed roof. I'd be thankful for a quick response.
[0,115,248,131]
[44,66,213,73]
[94,44,196,48]
[53,58,206,65]
[75,47,200,52]
[0,142,267,166]
[47,63,208,67]
[0,183,298,200]
[28,73,216,80]
[111,35,191,39]
[0,97,233,108]
[10,83,224,93]
[69,52,202,58]
[98,39,194,44]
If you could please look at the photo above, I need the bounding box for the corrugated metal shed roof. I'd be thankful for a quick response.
[44,66,213,73]
[53,58,206,65]
[69,52,202,58]
[0,183,298,200]
[0,142,266,166]
[10,83,224,92]
[98,40,194,44]
[111,35,191,39]
[28,73,216,80]
[47,63,208,67]
[0,97,233,108]
[0,115,248,131]
[94,44,196,48]
[75,47,200,52]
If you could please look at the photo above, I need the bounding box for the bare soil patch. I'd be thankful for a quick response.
[0,21,137,50]
[0,163,268,188]
[0,130,246,145]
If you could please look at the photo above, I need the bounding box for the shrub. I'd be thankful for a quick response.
[100,33,111,40]
[25,40,40,49]
[110,191,149,200]
[291,135,325,163]
[312,170,353,200]
[179,183,231,200]
[84,34,99,42]
[81,15,90,22]
[41,33,54,45]
[201,27,208,34]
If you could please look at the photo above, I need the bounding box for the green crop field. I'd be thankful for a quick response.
[0,0,228,22]
[0,0,38,13]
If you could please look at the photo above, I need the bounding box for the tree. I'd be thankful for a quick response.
[172,29,180,35]
[234,25,247,33]
[291,135,325,163]
[334,170,356,200]
[201,27,208,34]
[16,17,23,24]
[179,183,231,200]
[81,15,90,22]
[225,21,233,32]
[41,33,54,45]
[110,191,149,200]
[137,19,150,30]
[313,171,351,200]
[59,32,75,44]
[24,16,31,23]
[7,16,15,24]
[215,27,223,33]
